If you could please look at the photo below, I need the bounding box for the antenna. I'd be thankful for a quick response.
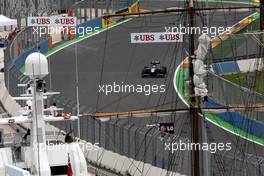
[75,40,81,138]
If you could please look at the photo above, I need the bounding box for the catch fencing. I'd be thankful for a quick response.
[207,72,264,138]
[50,114,192,174]
[207,72,264,122]
[0,0,137,28]
[210,33,260,63]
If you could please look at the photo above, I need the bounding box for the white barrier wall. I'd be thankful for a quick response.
[237,58,264,72]
[82,140,186,176]
[0,74,21,116]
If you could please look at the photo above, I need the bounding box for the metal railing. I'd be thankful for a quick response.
[49,113,264,175]
[207,71,264,123]
[209,32,260,64]
[50,114,192,174]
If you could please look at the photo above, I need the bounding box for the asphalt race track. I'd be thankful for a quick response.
[48,11,251,113]
[47,0,264,175]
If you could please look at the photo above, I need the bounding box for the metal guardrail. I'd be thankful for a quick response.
[209,21,260,64]
[203,17,264,120]
[50,114,192,173]
[50,113,264,175]
[207,72,264,123]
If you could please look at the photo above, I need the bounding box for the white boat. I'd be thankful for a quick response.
[0,52,89,176]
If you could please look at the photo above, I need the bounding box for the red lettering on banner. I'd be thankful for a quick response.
[165,34,180,41]
[36,18,50,25]
[60,18,75,25]
[139,34,155,41]
[175,33,180,40]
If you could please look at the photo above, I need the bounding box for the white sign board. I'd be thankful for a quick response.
[131,32,183,43]
[27,16,77,27]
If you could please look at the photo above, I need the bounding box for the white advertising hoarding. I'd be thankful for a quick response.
[131,32,183,43]
[27,16,77,27]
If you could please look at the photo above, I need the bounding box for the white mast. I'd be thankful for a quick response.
[24,52,51,176]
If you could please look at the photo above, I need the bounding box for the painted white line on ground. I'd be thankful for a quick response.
[173,59,189,107]
[206,117,264,146]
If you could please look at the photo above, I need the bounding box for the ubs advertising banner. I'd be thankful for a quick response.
[131,32,183,43]
[27,16,77,27]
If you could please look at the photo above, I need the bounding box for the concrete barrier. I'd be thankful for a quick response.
[237,58,264,72]
[0,74,21,116]
[83,142,186,176]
